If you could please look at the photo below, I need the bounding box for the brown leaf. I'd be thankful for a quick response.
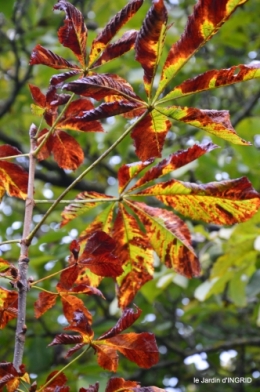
[92,30,138,68]
[99,305,142,340]
[62,101,139,123]
[97,332,159,369]
[80,383,99,392]
[63,74,141,101]
[105,377,138,392]
[79,231,123,278]
[40,370,70,392]
[135,0,167,95]
[60,294,92,325]
[54,0,87,67]
[30,44,80,70]
[49,130,84,170]
[34,292,57,319]
[94,344,119,372]
[89,0,143,66]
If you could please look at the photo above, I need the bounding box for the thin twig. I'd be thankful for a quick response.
[13,124,37,370]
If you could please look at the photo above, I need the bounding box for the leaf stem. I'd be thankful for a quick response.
[0,153,30,161]
[26,110,149,242]
[34,197,120,204]
[0,239,21,246]
[32,265,72,285]
[37,346,90,392]
[13,124,38,371]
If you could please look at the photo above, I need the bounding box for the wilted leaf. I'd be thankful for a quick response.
[105,377,138,392]
[135,0,168,96]
[30,44,80,70]
[80,382,99,392]
[99,305,142,340]
[53,0,88,68]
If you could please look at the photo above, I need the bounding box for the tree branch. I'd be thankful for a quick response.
[13,124,37,370]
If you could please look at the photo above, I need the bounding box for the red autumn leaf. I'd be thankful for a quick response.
[135,0,168,96]
[99,305,142,340]
[94,332,159,371]
[92,30,138,68]
[30,44,80,70]
[58,265,79,291]
[63,74,141,102]
[53,0,87,68]
[39,370,69,392]
[34,292,57,319]
[57,98,104,133]
[0,287,18,329]
[88,0,144,66]
[80,383,99,392]
[60,294,92,325]
[131,110,171,160]
[50,70,83,86]
[79,231,123,278]
[105,378,138,392]
[105,377,166,392]
[48,130,84,170]
[0,362,29,392]
[0,145,28,200]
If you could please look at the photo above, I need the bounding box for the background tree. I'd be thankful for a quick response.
[1,0,260,391]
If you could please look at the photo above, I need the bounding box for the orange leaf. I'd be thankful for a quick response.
[34,292,57,319]
[49,130,84,170]
[0,145,28,200]
[95,332,159,369]
[39,370,69,392]
[0,287,18,328]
